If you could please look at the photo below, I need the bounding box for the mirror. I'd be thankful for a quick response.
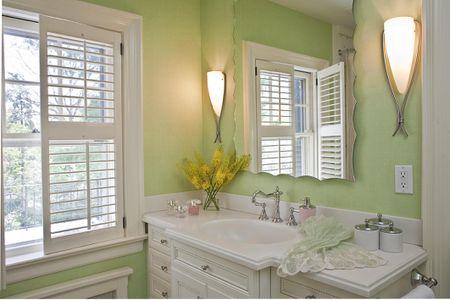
[239,0,355,181]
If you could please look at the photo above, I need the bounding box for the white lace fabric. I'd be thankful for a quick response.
[277,215,387,276]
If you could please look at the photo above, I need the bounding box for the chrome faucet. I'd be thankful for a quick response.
[251,186,283,223]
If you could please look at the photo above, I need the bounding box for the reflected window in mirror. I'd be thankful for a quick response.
[254,57,346,179]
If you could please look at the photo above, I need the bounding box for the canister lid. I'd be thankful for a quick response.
[380,222,402,234]
[300,197,315,209]
[355,219,379,231]
[368,213,392,227]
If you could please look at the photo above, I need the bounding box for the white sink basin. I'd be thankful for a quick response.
[199,219,298,245]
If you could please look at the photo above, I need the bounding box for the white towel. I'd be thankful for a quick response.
[402,285,435,298]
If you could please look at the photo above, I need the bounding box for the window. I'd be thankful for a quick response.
[254,59,345,179]
[2,17,43,250]
[2,14,124,256]
[255,60,314,177]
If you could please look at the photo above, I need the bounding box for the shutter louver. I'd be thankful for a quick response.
[317,62,345,179]
[256,60,295,176]
[260,137,293,175]
[40,16,123,254]
[259,70,292,127]
[47,33,115,123]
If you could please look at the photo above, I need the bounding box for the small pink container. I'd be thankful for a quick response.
[188,200,200,216]
[298,197,316,222]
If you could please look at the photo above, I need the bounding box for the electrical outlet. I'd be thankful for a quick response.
[395,165,413,194]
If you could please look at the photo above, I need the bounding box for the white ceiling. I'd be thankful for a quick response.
[270,0,355,28]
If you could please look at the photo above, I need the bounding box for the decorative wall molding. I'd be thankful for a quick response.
[422,0,450,297]
[10,267,133,299]
[6,236,145,284]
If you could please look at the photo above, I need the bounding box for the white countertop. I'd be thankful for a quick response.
[143,209,427,297]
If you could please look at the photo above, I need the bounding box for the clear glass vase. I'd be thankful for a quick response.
[203,192,220,211]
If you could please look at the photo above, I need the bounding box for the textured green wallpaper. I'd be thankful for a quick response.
[201,0,422,219]
[82,0,204,196]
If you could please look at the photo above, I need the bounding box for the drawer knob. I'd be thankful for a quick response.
[305,295,316,299]
[160,239,168,245]
[161,265,168,272]
[200,265,209,271]
[161,291,168,298]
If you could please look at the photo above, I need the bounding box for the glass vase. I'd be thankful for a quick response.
[203,192,220,211]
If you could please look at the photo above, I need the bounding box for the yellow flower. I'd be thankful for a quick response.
[180,146,251,194]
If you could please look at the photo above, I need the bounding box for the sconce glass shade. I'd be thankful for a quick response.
[207,71,225,119]
[382,16,421,137]
[383,17,418,94]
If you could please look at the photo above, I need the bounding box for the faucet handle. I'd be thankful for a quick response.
[258,203,269,221]
[286,207,298,226]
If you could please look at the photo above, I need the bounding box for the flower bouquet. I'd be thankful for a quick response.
[180,146,250,210]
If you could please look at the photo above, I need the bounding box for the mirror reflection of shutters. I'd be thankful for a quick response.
[256,60,295,176]
[317,62,345,179]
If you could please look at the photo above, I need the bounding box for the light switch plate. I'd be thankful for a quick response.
[395,165,413,194]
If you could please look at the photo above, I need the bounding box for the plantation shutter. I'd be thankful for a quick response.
[255,60,295,176]
[317,62,345,179]
[39,16,124,254]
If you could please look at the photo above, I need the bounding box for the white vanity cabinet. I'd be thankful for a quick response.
[143,211,427,299]
[147,225,171,299]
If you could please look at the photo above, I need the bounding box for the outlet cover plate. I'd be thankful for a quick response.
[395,165,413,194]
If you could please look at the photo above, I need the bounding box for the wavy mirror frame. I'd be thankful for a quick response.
[234,3,356,182]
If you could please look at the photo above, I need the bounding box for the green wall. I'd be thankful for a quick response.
[83,0,204,196]
[201,0,422,219]
[1,0,203,297]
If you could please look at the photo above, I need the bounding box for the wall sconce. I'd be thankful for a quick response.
[207,71,225,143]
[382,16,421,136]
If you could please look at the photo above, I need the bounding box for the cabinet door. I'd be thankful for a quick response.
[172,268,207,299]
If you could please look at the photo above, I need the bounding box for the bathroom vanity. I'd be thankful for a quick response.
[143,209,427,299]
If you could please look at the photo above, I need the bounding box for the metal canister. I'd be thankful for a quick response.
[380,222,403,253]
[354,219,379,251]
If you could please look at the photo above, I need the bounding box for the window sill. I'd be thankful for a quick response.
[5,235,147,284]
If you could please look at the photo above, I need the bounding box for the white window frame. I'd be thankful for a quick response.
[293,70,315,177]
[243,41,329,174]
[2,0,144,282]
[2,16,43,254]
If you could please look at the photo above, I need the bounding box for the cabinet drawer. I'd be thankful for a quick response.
[172,265,249,299]
[149,273,170,299]
[172,268,207,299]
[279,277,336,299]
[149,248,171,282]
[172,241,257,293]
[149,226,171,255]
[270,268,357,299]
